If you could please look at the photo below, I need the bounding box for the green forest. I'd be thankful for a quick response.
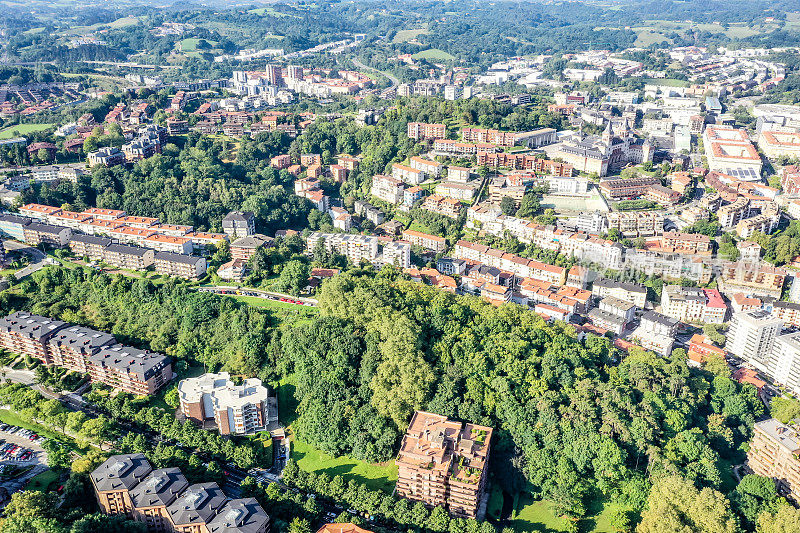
[1,265,798,531]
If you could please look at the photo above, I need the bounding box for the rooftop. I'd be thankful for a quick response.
[90,453,152,493]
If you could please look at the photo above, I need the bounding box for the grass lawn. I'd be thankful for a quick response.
[0,123,54,139]
[393,27,429,43]
[230,295,317,313]
[640,77,691,88]
[0,409,85,454]
[407,220,433,234]
[412,49,456,61]
[27,469,59,492]
[178,38,219,52]
[511,491,622,533]
[276,375,398,493]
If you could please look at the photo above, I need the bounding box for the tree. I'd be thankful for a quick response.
[636,475,737,533]
[274,259,310,297]
[757,504,800,533]
[770,397,800,424]
[732,474,781,528]
[288,517,312,533]
[0,491,62,533]
[500,196,516,216]
[163,386,180,409]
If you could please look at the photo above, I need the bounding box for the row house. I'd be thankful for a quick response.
[422,195,462,219]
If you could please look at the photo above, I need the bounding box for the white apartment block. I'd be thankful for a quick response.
[392,163,425,185]
[381,241,411,269]
[661,285,727,324]
[409,156,443,178]
[307,232,380,265]
[178,372,276,436]
[767,333,800,396]
[370,174,405,204]
[606,211,664,237]
[727,310,783,374]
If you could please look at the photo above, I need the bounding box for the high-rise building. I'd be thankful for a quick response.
[395,411,492,519]
[747,418,800,501]
[287,65,304,81]
[726,310,783,372]
[765,333,800,396]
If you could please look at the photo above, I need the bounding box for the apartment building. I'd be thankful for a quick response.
[661,286,727,324]
[19,203,61,220]
[453,240,566,286]
[103,244,155,270]
[718,197,750,228]
[421,195,462,218]
[82,207,126,221]
[167,483,228,533]
[658,231,712,255]
[591,279,647,308]
[130,468,189,531]
[687,333,727,366]
[68,234,111,260]
[154,252,207,280]
[409,156,443,178]
[433,139,495,158]
[317,525,374,533]
[0,312,172,395]
[88,147,126,167]
[207,499,270,533]
[587,308,627,335]
[717,262,786,299]
[222,211,256,238]
[392,163,425,186]
[23,222,71,247]
[764,332,800,396]
[726,310,783,370]
[178,372,275,435]
[436,181,479,201]
[144,234,193,254]
[0,214,31,241]
[230,235,273,262]
[447,166,473,183]
[337,154,360,171]
[306,233,380,265]
[606,211,664,237]
[395,411,493,519]
[47,324,116,373]
[109,227,158,247]
[461,127,517,146]
[270,154,292,169]
[0,312,68,364]
[598,176,660,199]
[300,153,322,166]
[402,229,447,253]
[737,214,779,239]
[630,311,679,356]
[407,122,446,141]
[370,174,405,204]
[88,344,172,396]
[747,419,800,501]
[381,241,411,269]
[92,454,271,533]
[645,184,683,206]
[51,211,92,231]
[91,454,153,516]
[476,153,574,177]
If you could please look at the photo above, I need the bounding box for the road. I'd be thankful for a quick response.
[352,58,399,88]
[195,286,318,307]
[3,240,48,279]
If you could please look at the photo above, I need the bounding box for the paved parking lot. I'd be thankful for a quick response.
[0,427,49,496]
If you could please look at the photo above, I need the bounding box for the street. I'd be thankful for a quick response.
[3,240,48,280]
